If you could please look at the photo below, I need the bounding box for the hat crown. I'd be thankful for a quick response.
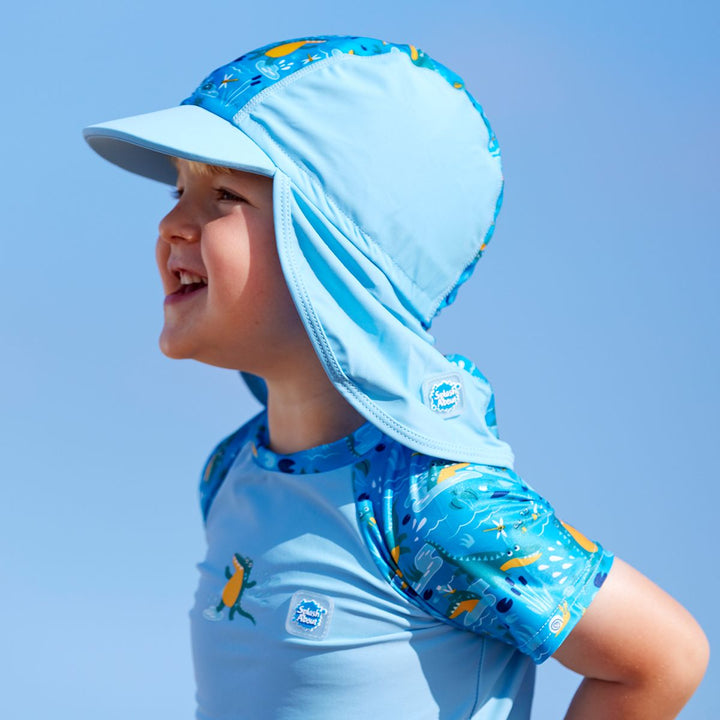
[183,36,503,325]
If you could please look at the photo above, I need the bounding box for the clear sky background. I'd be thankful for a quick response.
[1,1,718,718]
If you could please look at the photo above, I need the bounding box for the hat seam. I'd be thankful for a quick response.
[428,183,503,320]
[232,51,354,125]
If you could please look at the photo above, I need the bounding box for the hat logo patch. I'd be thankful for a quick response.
[285,590,333,640]
[423,374,464,418]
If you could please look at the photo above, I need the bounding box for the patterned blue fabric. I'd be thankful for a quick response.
[199,423,253,522]
[199,413,384,520]
[183,37,468,109]
[201,407,613,664]
[352,448,613,664]
[252,416,384,474]
[182,35,490,144]
[354,446,612,662]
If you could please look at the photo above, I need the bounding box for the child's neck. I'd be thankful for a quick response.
[264,376,366,455]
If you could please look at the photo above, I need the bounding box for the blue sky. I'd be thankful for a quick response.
[2,1,718,717]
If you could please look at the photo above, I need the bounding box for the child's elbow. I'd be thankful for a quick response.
[556,559,710,714]
[630,611,710,712]
[662,619,710,703]
[608,610,709,717]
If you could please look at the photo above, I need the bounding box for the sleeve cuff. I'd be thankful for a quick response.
[521,550,615,663]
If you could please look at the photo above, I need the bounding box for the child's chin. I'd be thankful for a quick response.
[158,333,194,360]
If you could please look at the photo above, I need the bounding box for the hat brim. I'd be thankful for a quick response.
[83,104,276,185]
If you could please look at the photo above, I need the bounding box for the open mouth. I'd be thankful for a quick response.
[175,282,207,295]
[169,270,208,298]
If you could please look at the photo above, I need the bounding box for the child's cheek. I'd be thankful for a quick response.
[155,238,171,290]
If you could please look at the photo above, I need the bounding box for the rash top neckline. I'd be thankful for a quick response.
[250,413,385,474]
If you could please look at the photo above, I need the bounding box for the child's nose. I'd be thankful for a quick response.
[158,202,199,244]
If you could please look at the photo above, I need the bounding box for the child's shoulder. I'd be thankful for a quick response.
[199,412,265,521]
[354,437,540,520]
[354,442,613,663]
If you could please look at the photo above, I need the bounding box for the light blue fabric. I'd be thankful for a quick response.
[83,35,512,466]
[84,105,275,183]
[196,410,612,717]
[195,412,537,720]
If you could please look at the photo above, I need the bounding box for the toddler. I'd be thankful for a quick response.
[84,35,708,719]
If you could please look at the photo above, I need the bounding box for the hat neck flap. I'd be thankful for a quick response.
[271,171,514,467]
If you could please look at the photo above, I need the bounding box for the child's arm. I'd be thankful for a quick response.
[553,558,709,719]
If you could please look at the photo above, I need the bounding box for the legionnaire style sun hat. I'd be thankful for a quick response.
[84,35,514,468]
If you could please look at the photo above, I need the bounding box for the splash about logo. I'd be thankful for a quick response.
[293,600,326,628]
[422,373,464,418]
[285,590,334,640]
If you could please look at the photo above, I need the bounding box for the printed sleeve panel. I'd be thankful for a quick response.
[353,445,614,663]
[199,414,261,522]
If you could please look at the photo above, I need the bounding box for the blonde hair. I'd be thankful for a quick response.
[171,157,233,176]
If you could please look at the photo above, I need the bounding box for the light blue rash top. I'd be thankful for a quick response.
[192,413,612,719]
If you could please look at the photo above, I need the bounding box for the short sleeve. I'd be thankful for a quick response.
[199,415,260,522]
[353,445,614,663]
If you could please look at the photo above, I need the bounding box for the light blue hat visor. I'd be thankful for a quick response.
[83,105,275,184]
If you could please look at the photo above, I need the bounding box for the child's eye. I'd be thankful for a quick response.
[170,188,182,200]
[216,188,246,203]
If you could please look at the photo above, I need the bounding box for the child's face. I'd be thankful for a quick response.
[155,161,306,373]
